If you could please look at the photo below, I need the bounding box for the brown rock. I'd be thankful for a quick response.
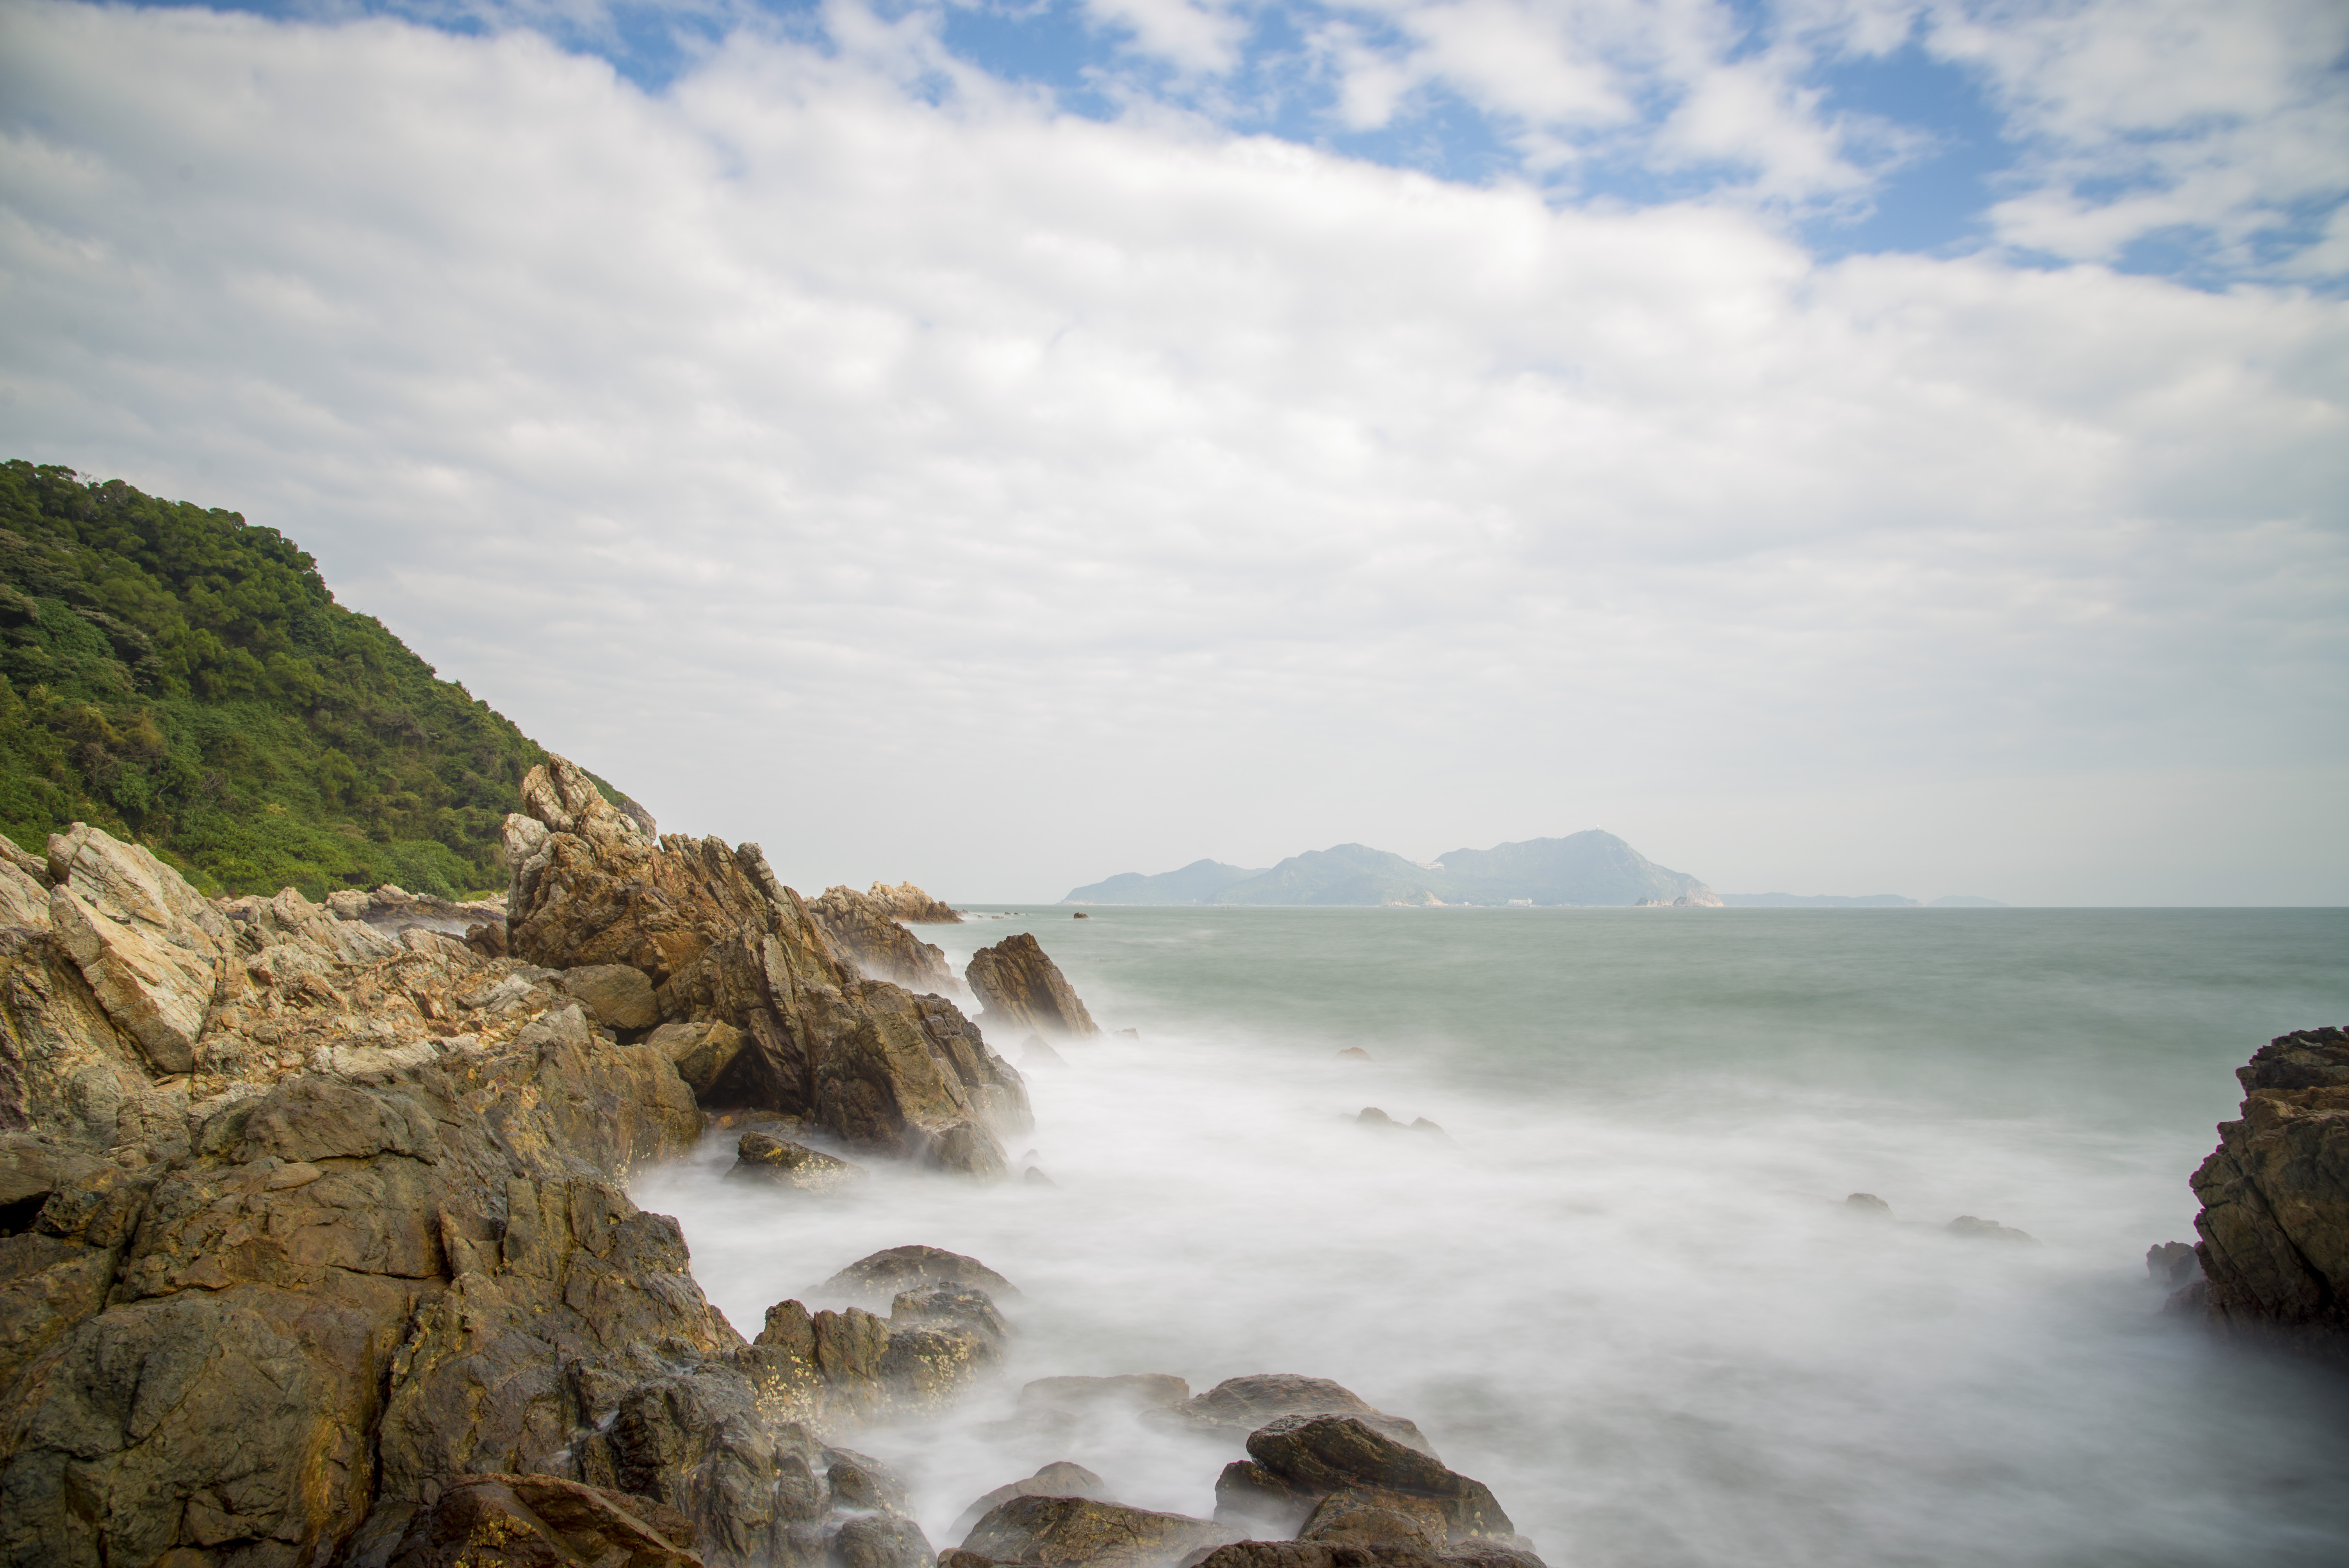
[965,934,1100,1043]
[1240,1417,1514,1546]
[951,1461,1110,1540]
[820,1245,1018,1307]
[1168,1376,1433,1455]
[1187,1541,1548,1568]
[727,1131,864,1192]
[385,1472,700,1566]
[1300,1488,1449,1552]
[833,1510,935,1568]
[648,1019,749,1098]
[961,1494,1240,1568]
[2187,1025,2349,1362]
[559,963,663,1031]
[809,885,961,994]
[864,882,962,923]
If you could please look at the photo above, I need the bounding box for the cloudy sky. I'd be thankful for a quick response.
[2,0,2343,904]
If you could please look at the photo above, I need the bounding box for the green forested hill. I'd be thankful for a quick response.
[0,460,552,899]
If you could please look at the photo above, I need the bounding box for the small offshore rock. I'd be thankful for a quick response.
[1024,1165,1059,1187]
[1336,1047,1372,1061]
[951,1461,1110,1540]
[728,1130,864,1192]
[1169,1375,1433,1454]
[1073,912,1090,919]
[961,1494,1240,1568]
[1845,1192,1892,1217]
[967,933,1101,1042]
[1946,1215,2037,1244]
[822,1244,1018,1306]
[1244,1415,1516,1545]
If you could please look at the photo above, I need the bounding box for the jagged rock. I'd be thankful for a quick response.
[1023,1166,1057,1187]
[44,822,230,1074]
[2187,1025,2349,1362]
[1219,1417,1513,1548]
[961,1494,1240,1568]
[820,1245,1018,1307]
[1945,1216,2035,1243]
[501,757,1027,1171]
[0,857,47,928]
[379,1472,701,1567]
[863,882,961,923]
[747,1294,1005,1427]
[950,1461,1109,1541]
[966,934,1100,1043]
[1166,1376,1432,1455]
[825,1449,911,1513]
[650,1019,749,1097]
[728,1131,864,1192]
[561,962,664,1031]
[809,886,960,994]
[2147,1240,2200,1286]
[0,830,47,884]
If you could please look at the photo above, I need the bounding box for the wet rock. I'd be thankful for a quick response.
[745,1294,1005,1429]
[834,1510,935,1568]
[962,1494,1240,1568]
[1167,1376,1433,1455]
[380,1472,700,1567]
[892,1283,1011,1344]
[727,1131,864,1192]
[821,1245,1018,1307]
[2187,1025,2349,1362]
[827,1450,912,1513]
[810,885,961,994]
[2147,1240,2201,1286]
[1236,1417,1515,1546]
[966,934,1100,1043]
[1944,1216,2036,1243]
[1187,1541,1548,1568]
[1300,1487,1449,1551]
[560,962,663,1031]
[863,882,961,923]
[951,1461,1110,1540]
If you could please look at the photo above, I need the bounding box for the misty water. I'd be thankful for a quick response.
[632,908,2349,1568]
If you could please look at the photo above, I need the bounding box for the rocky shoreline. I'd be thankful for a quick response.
[4,754,2338,1565]
[0,758,1555,1568]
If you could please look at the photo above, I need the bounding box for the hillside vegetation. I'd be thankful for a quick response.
[0,460,560,899]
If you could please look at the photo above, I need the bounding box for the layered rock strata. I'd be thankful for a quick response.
[2184,1025,2349,1362]
[502,755,1030,1171]
[966,934,1100,1043]
[809,886,961,995]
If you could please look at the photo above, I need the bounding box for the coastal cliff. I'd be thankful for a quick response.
[2183,1025,2349,1362]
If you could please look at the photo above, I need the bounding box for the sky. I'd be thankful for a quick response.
[0,0,2344,905]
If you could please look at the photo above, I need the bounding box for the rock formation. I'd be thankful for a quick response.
[1214,1416,1514,1547]
[2183,1025,2349,1362]
[0,777,1041,1567]
[966,934,1100,1043]
[862,882,962,923]
[958,1495,1240,1568]
[501,755,1028,1171]
[808,885,961,995]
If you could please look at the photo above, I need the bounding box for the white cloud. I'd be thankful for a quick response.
[0,0,2342,901]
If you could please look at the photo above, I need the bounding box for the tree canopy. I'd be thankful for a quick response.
[0,460,559,899]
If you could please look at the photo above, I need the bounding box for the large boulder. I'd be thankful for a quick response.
[950,1461,1109,1540]
[44,823,230,1074]
[808,885,961,994]
[965,934,1100,1043]
[2185,1025,2349,1362]
[502,756,1028,1172]
[1167,1375,1433,1454]
[959,1494,1240,1568]
[818,1245,1019,1308]
[1216,1417,1514,1547]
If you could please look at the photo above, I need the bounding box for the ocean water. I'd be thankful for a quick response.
[632,907,2349,1568]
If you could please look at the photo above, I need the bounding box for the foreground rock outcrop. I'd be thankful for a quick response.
[0,789,1040,1567]
[2183,1025,2349,1362]
[966,934,1100,1043]
[503,755,1030,1171]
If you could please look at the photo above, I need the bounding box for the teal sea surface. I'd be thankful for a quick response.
[638,907,2349,1568]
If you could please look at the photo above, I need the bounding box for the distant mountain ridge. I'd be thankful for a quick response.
[1064,830,1717,907]
[1720,893,2010,908]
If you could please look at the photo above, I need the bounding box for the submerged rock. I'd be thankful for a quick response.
[727,1130,864,1192]
[2147,1240,2201,1286]
[1166,1375,1434,1455]
[966,934,1101,1043]
[1945,1215,2037,1244]
[820,1244,1019,1308]
[2185,1025,2349,1362]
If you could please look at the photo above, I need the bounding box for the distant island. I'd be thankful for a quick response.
[1064,831,1719,907]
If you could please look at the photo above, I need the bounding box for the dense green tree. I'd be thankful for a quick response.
[0,460,568,900]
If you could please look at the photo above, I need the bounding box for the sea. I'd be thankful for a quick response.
[631,906,2349,1568]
